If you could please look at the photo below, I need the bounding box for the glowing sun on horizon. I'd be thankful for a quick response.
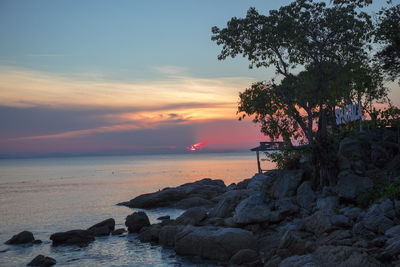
[186,142,208,151]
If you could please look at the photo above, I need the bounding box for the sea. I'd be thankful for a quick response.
[0,152,274,266]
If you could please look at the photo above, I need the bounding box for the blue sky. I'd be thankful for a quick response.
[0,0,398,156]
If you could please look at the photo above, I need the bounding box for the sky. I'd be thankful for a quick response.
[0,0,399,156]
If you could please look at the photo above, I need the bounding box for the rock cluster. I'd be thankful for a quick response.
[118,129,400,266]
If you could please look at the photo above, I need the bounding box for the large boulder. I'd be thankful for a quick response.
[209,190,251,218]
[138,225,161,243]
[299,211,334,237]
[247,173,270,191]
[313,245,381,267]
[5,231,35,245]
[159,225,181,247]
[361,199,395,234]
[121,178,226,209]
[229,249,260,266]
[125,211,150,233]
[174,196,213,209]
[174,226,257,261]
[50,230,94,246]
[27,255,56,266]
[87,218,115,236]
[380,235,400,260]
[233,194,275,224]
[336,173,373,201]
[296,181,316,211]
[176,207,207,225]
[316,196,338,212]
[279,230,315,255]
[266,170,304,199]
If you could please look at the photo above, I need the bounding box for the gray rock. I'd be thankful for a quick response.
[87,218,115,236]
[157,215,170,221]
[174,196,213,209]
[336,173,373,201]
[27,255,56,266]
[176,207,207,225]
[279,231,314,255]
[313,245,381,267]
[296,181,316,211]
[330,214,352,228]
[138,225,161,242]
[385,225,400,238]
[316,196,338,212]
[111,228,126,235]
[299,211,334,237]
[159,225,180,247]
[317,230,352,246]
[125,211,150,233]
[247,173,270,191]
[279,254,317,267]
[121,178,226,209]
[50,230,94,246]
[274,198,299,217]
[380,235,400,260]
[340,207,364,221]
[362,199,395,234]
[174,226,256,261]
[5,231,35,245]
[233,194,273,224]
[266,170,304,199]
[209,190,251,218]
[229,249,259,266]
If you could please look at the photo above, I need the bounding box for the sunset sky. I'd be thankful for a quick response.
[0,0,398,156]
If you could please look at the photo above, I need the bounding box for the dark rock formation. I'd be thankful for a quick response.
[5,231,35,245]
[125,211,150,233]
[50,230,94,246]
[174,226,257,261]
[27,255,56,266]
[120,178,226,209]
[111,228,126,235]
[87,218,115,236]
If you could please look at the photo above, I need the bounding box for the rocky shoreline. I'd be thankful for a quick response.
[5,130,400,266]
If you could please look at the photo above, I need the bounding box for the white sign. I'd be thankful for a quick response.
[335,102,362,125]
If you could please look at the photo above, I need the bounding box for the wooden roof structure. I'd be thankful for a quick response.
[250,141,284,174]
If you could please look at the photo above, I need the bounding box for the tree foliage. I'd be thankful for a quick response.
[212,0,387,146]
[375,4,400,83]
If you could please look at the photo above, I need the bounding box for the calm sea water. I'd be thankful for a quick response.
[0,152,274,266]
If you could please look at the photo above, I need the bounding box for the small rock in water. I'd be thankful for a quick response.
[125,211,150,233]
[87,218,115,236]
[5,231,35,245]
[27,255,56,266]
[50,230,94,246]
[33,240,42,244]
[111,228,126,235]
[157,215,170,221]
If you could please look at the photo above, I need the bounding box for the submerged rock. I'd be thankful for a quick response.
[87,218,115,236]
[50,230,94,246]
[5,231,35,245]
[27,255,56,266]
[125,211,150,233]
[111,228,126,235]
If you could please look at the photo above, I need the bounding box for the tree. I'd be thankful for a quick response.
[375,4,400,83]
[212,0,387,185]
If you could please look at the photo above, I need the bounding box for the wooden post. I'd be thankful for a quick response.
[256,150,262,174]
